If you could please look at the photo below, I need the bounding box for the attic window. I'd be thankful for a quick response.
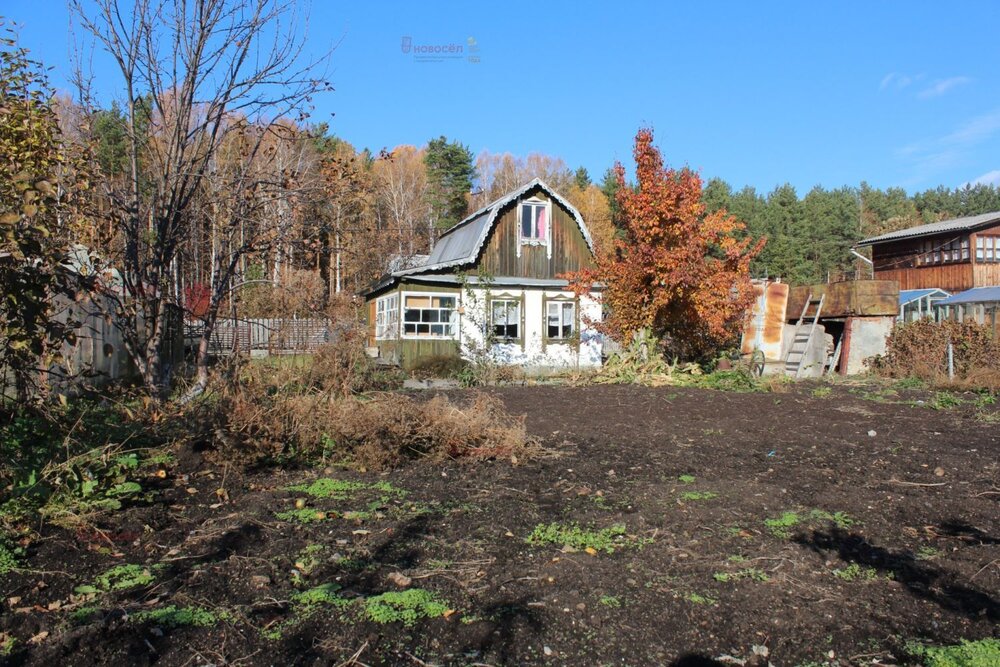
[520,199,550,243]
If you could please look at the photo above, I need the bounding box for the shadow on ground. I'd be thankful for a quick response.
[795,525,999,621]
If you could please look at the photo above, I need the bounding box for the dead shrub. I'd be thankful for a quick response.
[215,390,539,470]
[409,354,469,380]
[306,330,403,396]
[868,319,1000,388]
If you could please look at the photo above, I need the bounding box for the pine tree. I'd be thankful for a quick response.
[424,136,475,230]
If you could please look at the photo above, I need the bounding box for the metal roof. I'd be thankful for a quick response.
[857,211,1000,246]
[393,178,594,278]
[937,286,1000,306]
[899,288,950,306]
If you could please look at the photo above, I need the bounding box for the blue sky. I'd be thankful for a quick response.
[6,1,1000,194]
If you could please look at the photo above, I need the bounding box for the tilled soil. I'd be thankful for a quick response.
[2,383,998,666]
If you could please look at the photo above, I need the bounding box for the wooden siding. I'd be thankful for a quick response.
[477,190,595,279]
[370,282,463,370]
[874,264,973,292]
[870,221,1000,290]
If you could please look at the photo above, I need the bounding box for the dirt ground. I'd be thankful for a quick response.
[2,382,998,666]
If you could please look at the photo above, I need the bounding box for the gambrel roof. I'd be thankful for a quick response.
[392,178,595,277]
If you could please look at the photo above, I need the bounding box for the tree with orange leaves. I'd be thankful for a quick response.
[565,128,764,359]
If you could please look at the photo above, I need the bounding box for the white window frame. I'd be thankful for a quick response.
[490,298,521,342]
[375,293,399,340]
[546,300,576,340]
[517,198,553,259]
[401,291,459,340]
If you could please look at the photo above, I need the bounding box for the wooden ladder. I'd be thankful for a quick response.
[784,294,825,378]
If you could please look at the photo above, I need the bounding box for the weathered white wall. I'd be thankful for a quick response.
[459,288,602,369]
[844,316,894,375]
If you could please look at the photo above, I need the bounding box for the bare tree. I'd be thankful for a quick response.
[71,0,332,397]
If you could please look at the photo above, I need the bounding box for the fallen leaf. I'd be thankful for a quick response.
[28,630,49,645]
[584,547,598,555]
[387,571,411,588]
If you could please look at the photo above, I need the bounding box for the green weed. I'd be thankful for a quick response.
[287,478,405,500]
[291,583,350,609]
[765,509,854,538]
[70,606,102,624]
[811,386,832,398]
[130,605,222,628]
[0,537,20,576]
[713,568,769,583]
[764,511,802,538]
[683,592,718,605]
[275,508,333,524]
[831,563,879,581]
[916,545,941,561]
[906,638,1000,667]
[930,392,964,410]
[363,589,450,627]
[678,474,696,484]
[679,491,718,502]
[809,509,855,529]
[75,564,155,594]
[526,522,648,554]
[598,595,622,608]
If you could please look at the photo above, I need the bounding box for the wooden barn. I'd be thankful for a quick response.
[857,211,1000,292]
[360,179,603,371]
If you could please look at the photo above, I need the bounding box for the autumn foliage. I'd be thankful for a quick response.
[566,128,764,359]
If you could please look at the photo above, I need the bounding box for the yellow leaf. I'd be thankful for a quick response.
[0,213,18,224]
[584,547,598,555]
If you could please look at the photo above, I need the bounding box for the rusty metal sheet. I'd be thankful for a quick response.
[741,281,788,361]
[787,280,899,319]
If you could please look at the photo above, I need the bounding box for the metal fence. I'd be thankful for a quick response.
[185,318,332,356]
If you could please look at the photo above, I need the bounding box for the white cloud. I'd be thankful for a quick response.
[896,109,1000,185]
[879,72,920,92]
[964,169,1000,187]
[917,76,972,99]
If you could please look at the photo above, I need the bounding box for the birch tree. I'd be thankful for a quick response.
[72,0,332,397]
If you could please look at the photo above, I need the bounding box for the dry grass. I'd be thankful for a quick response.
[215,389,540,470]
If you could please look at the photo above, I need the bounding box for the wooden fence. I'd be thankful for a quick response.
[185,318,332,356]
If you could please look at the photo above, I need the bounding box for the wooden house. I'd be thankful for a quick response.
[360,179,603,371]
[857,211,1000,292]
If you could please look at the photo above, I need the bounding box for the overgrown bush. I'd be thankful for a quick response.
[868,320,1000,390]
[215,389,539,469]
[239,329,402,398]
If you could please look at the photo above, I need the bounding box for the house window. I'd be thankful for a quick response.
[491,299,520,341]
[375,293,399,340]
[403,293,457,338]
[520,199,549,243]
[546,301,575,339]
